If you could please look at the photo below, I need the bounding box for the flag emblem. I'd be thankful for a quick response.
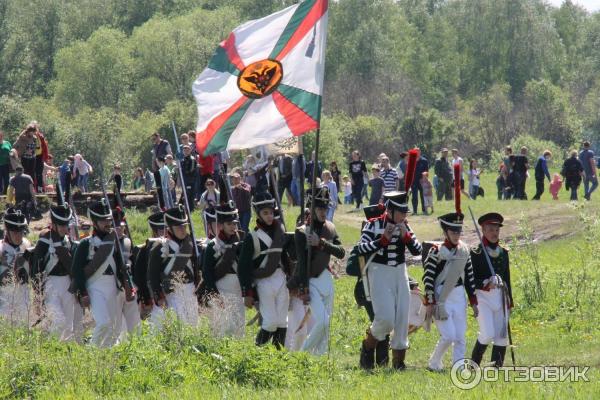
[238,59,283,99]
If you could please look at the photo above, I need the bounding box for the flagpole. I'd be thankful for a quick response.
[304,125,321,300]
[298,136,306,222]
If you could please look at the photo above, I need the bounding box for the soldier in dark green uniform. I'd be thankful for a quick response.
[72,199,127,347]
[203,202,245,337]
[147,205,199,326]
[132,210,165,320]
[31,204,75,340]
[470,212,513,368]
[238,192,293,348]
[293,187,345,355]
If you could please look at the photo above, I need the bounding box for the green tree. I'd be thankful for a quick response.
[395,107,453,161]
[448,0,565,97]
[53,28,134,114]
[453,83,517,158]
[325,0,424,117]
[522,79,582,147]
[129,7,240,105]
[0,95,27,135]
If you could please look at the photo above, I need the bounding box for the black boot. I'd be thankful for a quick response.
[375,335,390,367]
[255,329,273,346]
[392,349,406,370]
[272,327,287,350]
[471,340,488,367]
[359,329,378,370]
[491,345,506,368]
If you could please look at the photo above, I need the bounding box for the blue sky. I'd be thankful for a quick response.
[547,0,600,12]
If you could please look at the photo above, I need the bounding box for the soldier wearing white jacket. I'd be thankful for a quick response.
[423,212,478,371]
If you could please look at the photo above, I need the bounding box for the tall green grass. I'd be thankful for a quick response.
[3,172,600,399]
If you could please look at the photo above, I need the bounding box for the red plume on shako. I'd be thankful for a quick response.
[404,148,420,192]
[454,163,461,214]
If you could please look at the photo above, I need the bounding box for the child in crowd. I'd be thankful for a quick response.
[496,165,511,200]
[321,170,338,221]
[368,164,383,206]
[468,159,481,199]
[549,173,563,200]
[421,172,434,214]
[343,175,352,204]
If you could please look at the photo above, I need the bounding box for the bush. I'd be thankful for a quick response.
[488,134,564,171]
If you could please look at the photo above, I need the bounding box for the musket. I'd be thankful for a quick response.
[99,171,135,301]
[153,169,165,210]
[468,206,515,365]
[171,122,202,289]
[56,170,80,240]
[268,157,287,231]
[112,182,131,238]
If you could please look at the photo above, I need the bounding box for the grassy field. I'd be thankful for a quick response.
[1,173,600,399]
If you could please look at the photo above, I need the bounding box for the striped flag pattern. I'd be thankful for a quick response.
[193,0,328,156]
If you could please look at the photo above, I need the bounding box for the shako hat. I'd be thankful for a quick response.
[88,198,112,221]
[363,204,385,220]
[147,211,165,229]
[438,212,464,232]
[383,191,410,213]
[164,204,188,226]
[203,207,217,224]
[252,191,276,212]
[216,201,239,223]
[308,186,330,209]
[50,203,72,225]
[3,208,28,231]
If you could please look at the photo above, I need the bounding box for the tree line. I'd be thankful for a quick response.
[0,0,599,177]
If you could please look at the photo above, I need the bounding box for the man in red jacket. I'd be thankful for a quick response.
[33,122,49,193]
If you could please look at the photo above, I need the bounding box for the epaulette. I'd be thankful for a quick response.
[470,244,482,254]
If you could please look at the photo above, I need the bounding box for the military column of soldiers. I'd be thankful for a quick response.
[0,152,513,372]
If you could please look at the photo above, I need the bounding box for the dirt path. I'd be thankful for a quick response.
[331,200,587,273]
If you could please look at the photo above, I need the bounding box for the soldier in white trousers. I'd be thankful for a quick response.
[31,204,77,340]
[202,203,245,337]
[285,296,310,351]
[357,191,422,370]
[0,208,32,325]
[72,199,125,347]
[423,212,478,371]
[133,211,166,321]
[147,205,199,326]
[112,207,141,336]
[238,192,293,348]
[470,212,513,368]
[292,187,345,355]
